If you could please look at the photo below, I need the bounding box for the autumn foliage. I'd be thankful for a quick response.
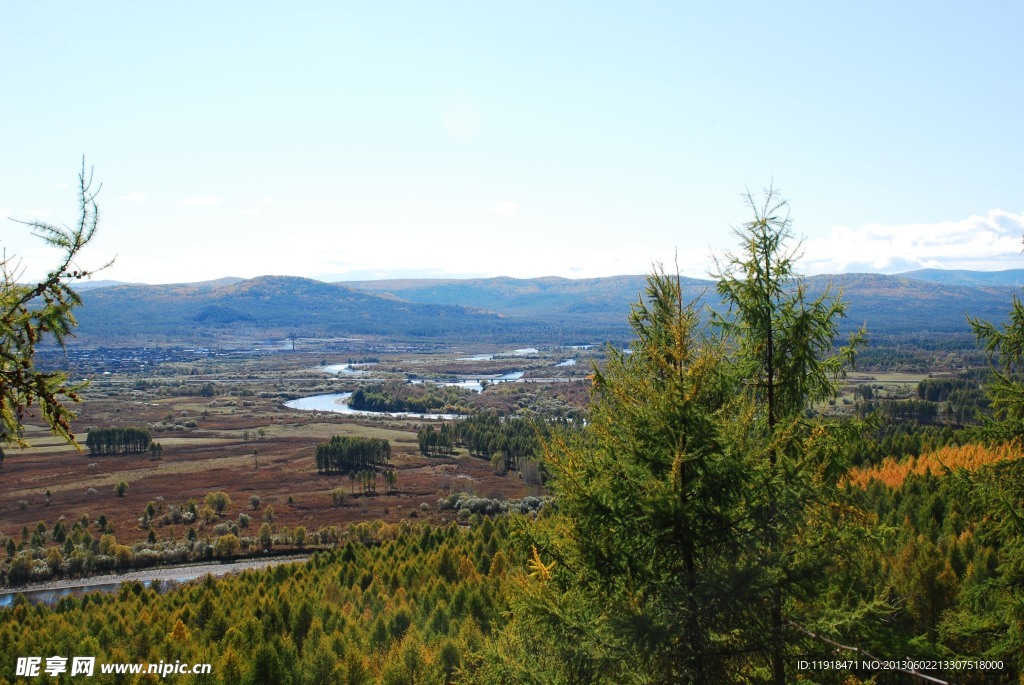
[847,442,1022,489]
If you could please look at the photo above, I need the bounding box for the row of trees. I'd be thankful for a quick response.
[859,389,990,427]
[418,423,457,457]
[314,435,390,475]
[451,413,541,473]
[347,468,398,495]
[417,413,549,475]
[866,398,941,424]
[843,421,967,467]
[84,426,152,455]
[917,377,980,402]
[348,382,474,414]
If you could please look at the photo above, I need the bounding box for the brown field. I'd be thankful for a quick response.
[0,388,541,546]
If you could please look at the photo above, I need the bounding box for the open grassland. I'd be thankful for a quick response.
[0,379,541,547]
[3,346,973,548]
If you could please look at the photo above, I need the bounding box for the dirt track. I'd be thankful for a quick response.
[0,554,312,597]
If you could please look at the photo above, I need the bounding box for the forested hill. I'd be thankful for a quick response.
[69,272,1018,345]
[345,274,662,327]
[348,272,1017,337]
[73,275,617,343]
[806,273,1014,335]
[897,268,1024,288]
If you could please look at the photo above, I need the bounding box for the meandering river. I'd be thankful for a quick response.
[284,393,463,420]
[288,368,531,419]
[289,351,580,419]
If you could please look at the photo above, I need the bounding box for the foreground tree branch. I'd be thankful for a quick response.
[1,158,111,451]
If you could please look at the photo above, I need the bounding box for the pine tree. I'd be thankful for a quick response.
[1,159,110,450]
[711,187,864,684]
[968,292,1024,441]
[942,290,1024,669]
[485,267,756,684]
[486,190,865,684]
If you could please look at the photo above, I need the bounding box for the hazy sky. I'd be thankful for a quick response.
[2,2,1022,284]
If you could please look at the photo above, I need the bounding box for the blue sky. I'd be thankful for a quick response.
[2,2,1022,284]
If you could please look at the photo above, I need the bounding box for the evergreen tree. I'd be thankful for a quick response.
[485,267,754,684]
[711,187,864,684]
[941,289,1024,670]
[315,435,390,474]
[487,191,865,684]
[969,292,1024,441]
[1,159,109,451]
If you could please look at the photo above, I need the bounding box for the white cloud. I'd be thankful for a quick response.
[23,209,50,218]
[491,201,521,216]
[122,222,661,284]
[119,192,146,203]
[98,207,1024,286]
[180,196,222,206]
[803,209,1024,274]
[0,208,10,219]
[241,208,263,216]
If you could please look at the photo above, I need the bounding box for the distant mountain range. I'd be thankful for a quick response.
[897,269,1024,288]
[67,270,1021,346]
[75,276,536,343]
[74,276,246,291]
[346,274,658,328]
[73,268,1024,293]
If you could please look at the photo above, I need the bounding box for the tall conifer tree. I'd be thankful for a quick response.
[711,187,864,684]
[485,189,864,684]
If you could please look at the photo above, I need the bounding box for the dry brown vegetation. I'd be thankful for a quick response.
[0,386,542,547]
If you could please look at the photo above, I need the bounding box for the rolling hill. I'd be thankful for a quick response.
[344,275,658,327]
[66,271,1020,346]
[74,275,613,344]
[346,272,1016,338]
[897,268,1024,288]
